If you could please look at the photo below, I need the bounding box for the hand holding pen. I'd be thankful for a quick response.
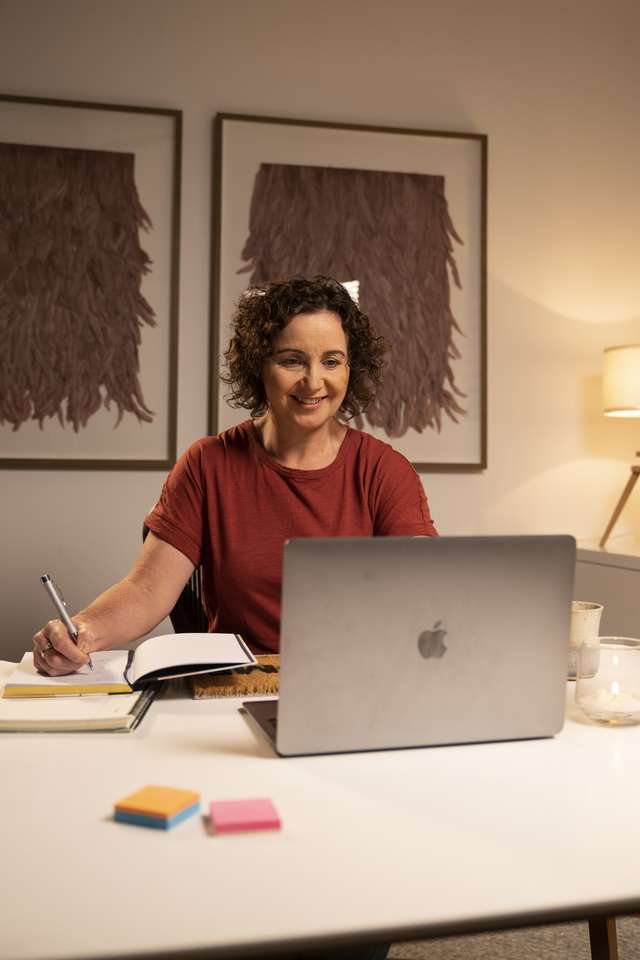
[36,574,94,673]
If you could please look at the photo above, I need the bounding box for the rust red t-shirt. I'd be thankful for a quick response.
[145,420,437,653]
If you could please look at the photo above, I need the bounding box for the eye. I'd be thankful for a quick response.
[278,357,304,369]
[323,358,343,369]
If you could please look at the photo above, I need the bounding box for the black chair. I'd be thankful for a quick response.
[142,524,208,633]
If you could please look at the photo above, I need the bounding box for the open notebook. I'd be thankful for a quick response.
[3,632,256,698]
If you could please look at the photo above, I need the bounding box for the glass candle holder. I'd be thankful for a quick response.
[575,638,640,725]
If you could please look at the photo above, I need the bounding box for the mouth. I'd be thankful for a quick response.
[291,396,327,407]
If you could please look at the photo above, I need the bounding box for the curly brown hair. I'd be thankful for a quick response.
[221,276,387,419]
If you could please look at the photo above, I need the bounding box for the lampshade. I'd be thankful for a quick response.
[602,344,640,417]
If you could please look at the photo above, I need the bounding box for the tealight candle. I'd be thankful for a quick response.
[575,638,640,725]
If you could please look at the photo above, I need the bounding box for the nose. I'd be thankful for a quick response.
[302,361,323,391]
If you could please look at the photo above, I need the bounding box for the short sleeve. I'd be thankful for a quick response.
[144,441,206,568]
[371,447,438,537]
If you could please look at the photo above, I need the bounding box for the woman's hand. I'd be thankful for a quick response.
[32,619,96,676]
[30,534,194,677]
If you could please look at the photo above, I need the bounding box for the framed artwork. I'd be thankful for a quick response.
[0,94,181,469]
[210,113,487,471]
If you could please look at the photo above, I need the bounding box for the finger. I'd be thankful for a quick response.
[41,647,84,676]
[34,647,52,675]
[35,642,83,677]
[41,620,89,665]
[74,622,95,659]
[33,632,54,662]
[32,628,49,657]
[33,621,67,656]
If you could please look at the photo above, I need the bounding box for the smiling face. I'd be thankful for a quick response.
[261,310,350,436]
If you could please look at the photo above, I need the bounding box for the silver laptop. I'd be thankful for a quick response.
[243,535,575,756]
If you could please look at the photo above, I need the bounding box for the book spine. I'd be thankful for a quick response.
[122,648,136,686]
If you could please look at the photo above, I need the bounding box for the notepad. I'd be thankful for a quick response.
[0,662,157,731]
[209,798,281,833]
[0,686,156,732]
[2,632,256,698]
[115,785,200,829]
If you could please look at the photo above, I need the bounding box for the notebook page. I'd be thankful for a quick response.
[0,661,15,684]
[128,632,254,685]
[4,651,130,691]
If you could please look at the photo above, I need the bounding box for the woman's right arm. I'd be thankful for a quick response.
[32,532,196,676]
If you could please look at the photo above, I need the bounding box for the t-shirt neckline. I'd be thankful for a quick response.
[245,419,355,480]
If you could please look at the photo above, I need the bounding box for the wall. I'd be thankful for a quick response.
[1,0,639,659]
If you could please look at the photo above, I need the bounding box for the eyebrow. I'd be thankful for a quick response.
[273,348,347,358]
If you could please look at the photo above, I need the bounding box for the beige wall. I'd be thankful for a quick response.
[1,0,639,658]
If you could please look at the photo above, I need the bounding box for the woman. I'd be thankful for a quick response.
[33,276,437,674]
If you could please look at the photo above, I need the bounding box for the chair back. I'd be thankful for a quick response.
[142,525,208,633]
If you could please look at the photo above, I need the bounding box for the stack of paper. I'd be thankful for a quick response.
[114,786,200,829]
[0,661,155,732]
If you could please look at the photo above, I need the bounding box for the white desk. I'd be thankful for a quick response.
[2,684,640,960]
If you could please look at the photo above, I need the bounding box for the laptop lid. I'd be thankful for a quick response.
[271,535,575,757]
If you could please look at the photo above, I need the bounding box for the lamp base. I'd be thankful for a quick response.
[599,459,640,548]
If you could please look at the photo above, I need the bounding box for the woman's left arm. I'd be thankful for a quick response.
[371,448,438,537]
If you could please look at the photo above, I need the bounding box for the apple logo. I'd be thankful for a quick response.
[418,620,448,659]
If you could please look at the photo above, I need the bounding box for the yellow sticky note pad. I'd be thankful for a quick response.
[115,785,200,819]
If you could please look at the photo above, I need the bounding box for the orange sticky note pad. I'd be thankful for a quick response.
[115,785,200,819]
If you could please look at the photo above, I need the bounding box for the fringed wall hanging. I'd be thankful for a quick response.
[0,143,155,433]
[239,163,465,438]
[211,115,486,471]
[0,95,181,469]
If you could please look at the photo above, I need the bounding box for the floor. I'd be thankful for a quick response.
[389,917,640,959]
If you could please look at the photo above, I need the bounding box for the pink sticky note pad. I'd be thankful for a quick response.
[209,797,281,833]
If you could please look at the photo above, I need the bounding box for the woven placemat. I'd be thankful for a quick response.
[189,655,280,699]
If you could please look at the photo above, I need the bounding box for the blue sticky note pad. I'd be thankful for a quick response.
[114,801,200,830]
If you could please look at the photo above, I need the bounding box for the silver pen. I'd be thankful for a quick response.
[40,574,93,670]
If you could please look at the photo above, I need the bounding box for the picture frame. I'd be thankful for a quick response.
[0,94,181,470]
[210,113,487,472]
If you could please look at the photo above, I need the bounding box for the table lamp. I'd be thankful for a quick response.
[599,344,640,547]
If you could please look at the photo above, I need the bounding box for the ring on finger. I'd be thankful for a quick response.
[41,640,54,656]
